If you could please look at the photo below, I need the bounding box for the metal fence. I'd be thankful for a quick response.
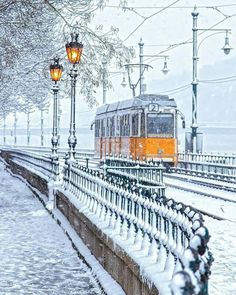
[63,162,213,295]
[0,148,56,180]
[0,148,213,294]
[0,145,95,159]
[177,152,236,181]
[178,152,236,166]
[104,155,165,188]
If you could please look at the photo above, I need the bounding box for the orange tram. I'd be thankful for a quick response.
[94,94,182,166]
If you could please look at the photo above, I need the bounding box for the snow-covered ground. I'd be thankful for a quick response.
[0,162,103,295]
[165,186,236,295]
[1,155,235,295]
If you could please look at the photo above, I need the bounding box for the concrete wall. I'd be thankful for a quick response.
[1,151,159,295]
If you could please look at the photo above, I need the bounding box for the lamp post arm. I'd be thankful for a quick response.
[197,31,226,53]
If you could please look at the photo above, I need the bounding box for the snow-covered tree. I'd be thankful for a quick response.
[0,0,134,113]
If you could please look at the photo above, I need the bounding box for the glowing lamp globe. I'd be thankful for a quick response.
[66,33,83,64]
[50,58,63,82]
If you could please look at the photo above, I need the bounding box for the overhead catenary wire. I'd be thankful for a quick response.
[104,4,236,9]
[153,12,236,59]
[199,74,236,82]
[122,0,182,42]
[199,79,236,84]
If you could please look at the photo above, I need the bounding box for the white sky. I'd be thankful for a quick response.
[6,0,236,129]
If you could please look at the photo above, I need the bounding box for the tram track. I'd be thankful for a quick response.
[167,171,236,193]
[164,174,236,223]
[164,173,236,203]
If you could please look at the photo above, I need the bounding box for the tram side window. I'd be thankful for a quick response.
[140,112,145,137]
[125,114,130,136]
[110,116,115,136]
[95,120,100,137]
[101,119,106,137]
[106,117,110,136]
[116,116,120,136]
[120,114,130,136]
[132,113,139,136]
[120,115,124,136]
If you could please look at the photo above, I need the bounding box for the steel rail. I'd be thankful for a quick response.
[168,168,236,191]
[164,173,236,202]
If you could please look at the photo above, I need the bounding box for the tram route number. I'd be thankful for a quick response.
[148,103,159,112]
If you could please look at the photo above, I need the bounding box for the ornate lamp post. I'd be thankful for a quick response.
[189,6,232,153]
[65,32,83,162]
[49,57,63,180]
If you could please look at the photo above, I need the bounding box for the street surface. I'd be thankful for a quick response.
[0,162,103,295]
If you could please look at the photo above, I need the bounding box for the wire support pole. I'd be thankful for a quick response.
[67,66,78,163]
[3,114,6,145]
[27,111,30,146]
[14,111,17,146]
[139,38,144,95]
[191,6,199,153]
[102,56,107,104]
[41,109,44,147]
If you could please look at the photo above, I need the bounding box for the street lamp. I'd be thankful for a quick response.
[65,32,83,162]
[49,57,63,161]
[121,72,127,88]
[188,6,232,153]
[161,56,169,75]
[222,30,232,55]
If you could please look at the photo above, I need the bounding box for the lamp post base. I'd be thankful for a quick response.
[185,131,203,153]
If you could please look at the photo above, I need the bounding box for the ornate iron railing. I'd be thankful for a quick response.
[63,162,213,295]
[0,148,213,294]
[0,148,57,180]
[177,152,236,182]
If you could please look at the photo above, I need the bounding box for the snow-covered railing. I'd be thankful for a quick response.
[0,148,56,180]
[178,152,236,166]
[177,152,236,182]
[0,145,95,159]
[104,155,165,186]
[62,162,213,295]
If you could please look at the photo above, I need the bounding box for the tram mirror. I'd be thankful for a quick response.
[182,119,186,129]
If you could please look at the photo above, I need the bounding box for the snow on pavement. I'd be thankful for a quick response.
[0,162,103,295]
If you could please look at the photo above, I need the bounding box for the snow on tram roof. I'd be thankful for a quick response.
[96,94,177,115]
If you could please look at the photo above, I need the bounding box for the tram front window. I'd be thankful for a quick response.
[147,113,174,137]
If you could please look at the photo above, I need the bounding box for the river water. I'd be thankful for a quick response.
[0,162,103,295]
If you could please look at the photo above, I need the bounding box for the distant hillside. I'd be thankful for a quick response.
[149,55,236,127]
